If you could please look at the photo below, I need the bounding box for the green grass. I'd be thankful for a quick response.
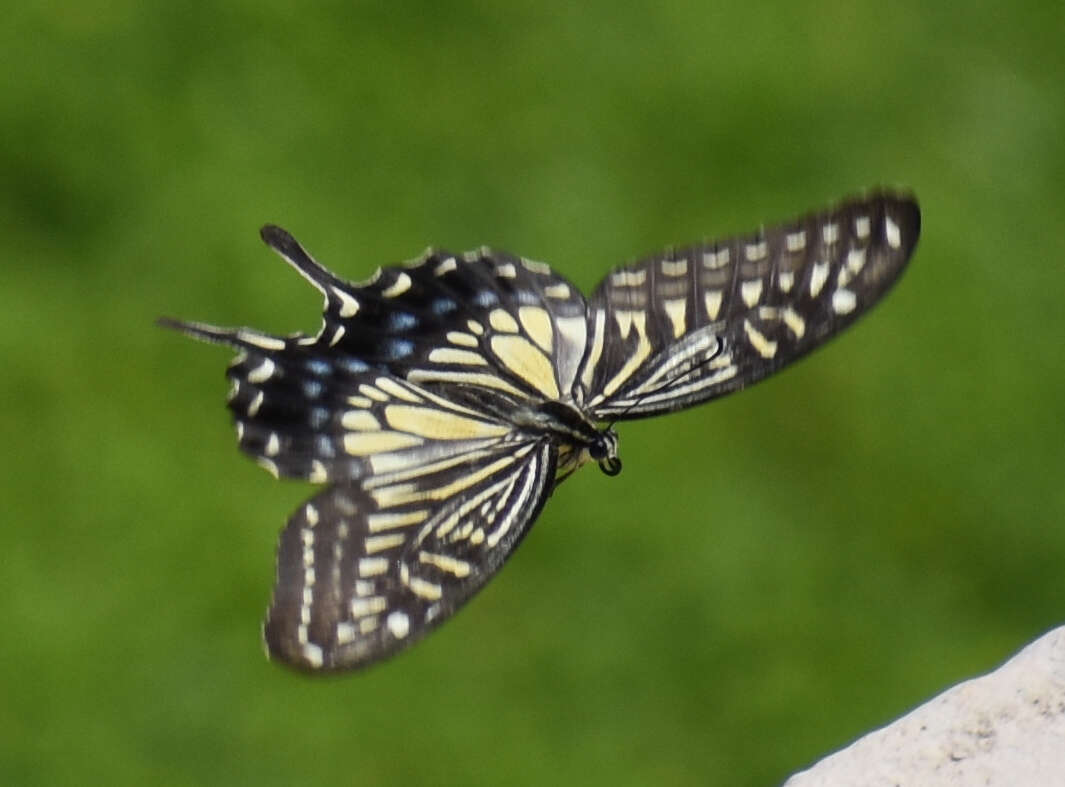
[3,2,1064,785]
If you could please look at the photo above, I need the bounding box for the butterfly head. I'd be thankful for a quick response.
[589,428,621,476]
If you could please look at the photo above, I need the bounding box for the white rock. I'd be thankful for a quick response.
[786,626,1065,786]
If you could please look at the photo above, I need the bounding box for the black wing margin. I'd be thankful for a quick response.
[581,191,920,418]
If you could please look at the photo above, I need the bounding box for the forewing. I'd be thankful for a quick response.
[581,191,920,418]
[264,439,556,672]
[159,228,592,479]
[258,227,591,407]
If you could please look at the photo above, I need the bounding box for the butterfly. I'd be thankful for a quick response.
[160,190,920,672]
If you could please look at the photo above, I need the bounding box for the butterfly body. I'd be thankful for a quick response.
[161,191,919,672]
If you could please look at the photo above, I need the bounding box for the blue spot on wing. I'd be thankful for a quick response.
[474,290,499,307]
[385,311,418,332]
[431,297,457,315]
[337,357,369,374]
[306,359,333,377]
[381,338,414,359]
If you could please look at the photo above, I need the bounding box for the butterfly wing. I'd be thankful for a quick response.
[264,438,556,671]
[580,192,920,419]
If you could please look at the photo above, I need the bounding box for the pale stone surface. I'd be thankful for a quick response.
[785,626,1065,786]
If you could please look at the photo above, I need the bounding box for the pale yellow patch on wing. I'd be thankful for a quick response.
[663,298,687,338]
[419,551,472,578]
[447,331,479,347]
[374,377,422,402]
[580,308,606,390]
[518,306,554,352]
[490,334,560,398]
[741,279,763,307]
[743,319,777,358]
[489,309,519,333]
[343,431,425,456]
[381,272,412,298]
[367,510,430,532]
[704,290,723,320]
[782,306,806,339]
[384,404,508,440]
[332,286,360,317]
[341,410,381,431]
[358,384,389,402]
[363,534,406,554]
[427,347,488,366]
[661,258,688,277]
[600,312,651,398]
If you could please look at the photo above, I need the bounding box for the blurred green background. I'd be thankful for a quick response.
[3,1,1063,785]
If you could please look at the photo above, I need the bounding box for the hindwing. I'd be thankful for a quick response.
[581,192,920,418]
[265,439,556,671]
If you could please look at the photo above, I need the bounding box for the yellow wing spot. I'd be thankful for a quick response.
[832,288,857,314]
[544,283,571,299]
[406,368,524,397]
[743,319,777,358]
[823,223,840,244]
[386,611,410,638]
[521,258,552,275]
[308,460,328,483]
[518,306,554,353]
[247,358,276,384]
[855,215,871,238]
[704,290,723,320]
[846,247,867,275]
[383,404,508,440]
[328,325,346,346]
[332,286,360,317]
[446,331,480,347]
[367,510,430,532]
[885,216,902,248]
[381,272,412,298]
[580,308,606,390]
[434,257,458,276]
[745,241,768,261]
[600,312,651,398]
[358,557,388,577]
[786,231,806,252]
[363,533,406,554]
[467,320,484,335]
[428,348,488,366]
[406,575,443,601]
[373,377,421,402]
[777,271,795,292]
[489,309,519,333]
[343,431,424,456]
[238,331,286,351]
[350,596,388,617]
[614,309,635,340]
[661,258,688,277]
[663,298,687,338]
[341,410,381,431]
[809,261,830,297]
[702,247,730,269]
[358,383,389,402]
[490,334,560,398]
[347,395,373,408]
[496,262,517,278]
[419,551,473,578]
[782,307,806,339]
[265,433,280,456]
[611,269,646,287]
[741,279,763,308]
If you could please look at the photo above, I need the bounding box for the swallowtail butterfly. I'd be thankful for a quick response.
[161,190,920,672]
